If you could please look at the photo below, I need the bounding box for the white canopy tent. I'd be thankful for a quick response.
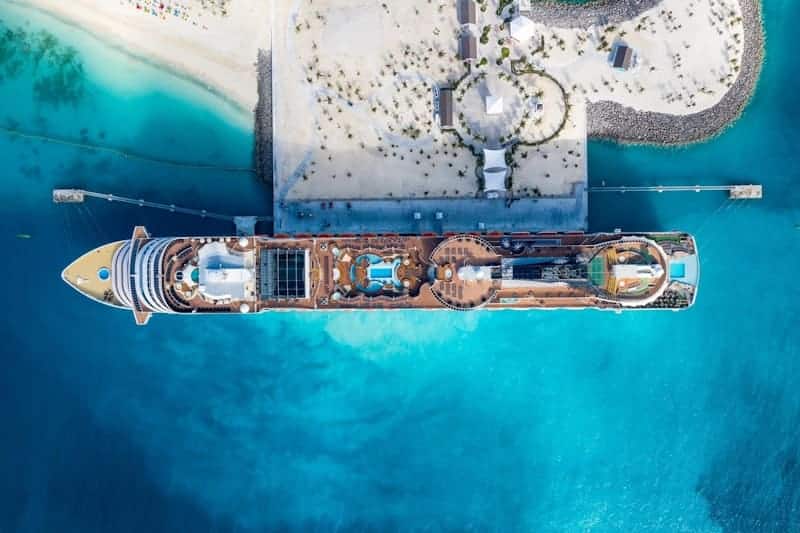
[485,94,503,115]
[483,148,508,192]
[484,170,507,192]
[509,15,536,42]
[483,148,507,171]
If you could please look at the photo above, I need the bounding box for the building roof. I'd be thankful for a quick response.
[459,33,477,60]
[439,87,454,128]
[612,44,634,70]
[458,0,476,25]
[509,15,535,42]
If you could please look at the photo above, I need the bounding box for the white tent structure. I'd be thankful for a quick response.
[509,15,536,42]
[483,148,508,193]
[484,148,507,171]
[485,94,503,115]
[484,170,507,192]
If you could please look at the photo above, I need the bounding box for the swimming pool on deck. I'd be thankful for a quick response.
[668,255,699,287]
[369,267,395,279]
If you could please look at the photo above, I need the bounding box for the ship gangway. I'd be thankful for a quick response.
[52,188,271,235]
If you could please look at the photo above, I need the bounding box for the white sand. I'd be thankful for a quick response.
[513,101,586,198]
[274,0,591,201]
[516,0,746,114]
[15,0,744,203]
[13,0,271,111]
[274,0,477,201]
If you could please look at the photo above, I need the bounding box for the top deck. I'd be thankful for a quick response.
[160,232,698,314]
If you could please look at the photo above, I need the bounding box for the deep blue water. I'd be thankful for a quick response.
[1,1,799,531]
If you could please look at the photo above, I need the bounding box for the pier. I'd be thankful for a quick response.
[54,181,761,237]
[53,189,270,235]
[588,184,762,199]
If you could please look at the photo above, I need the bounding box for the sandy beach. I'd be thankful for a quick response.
[10,0,762,204]
[11,0,271,112]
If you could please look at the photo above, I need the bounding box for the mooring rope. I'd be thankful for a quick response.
[0,125,256,174]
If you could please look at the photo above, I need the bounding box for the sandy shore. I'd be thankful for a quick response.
[522,0,764,143]
[586,0,764,144]
[11,0,271,113]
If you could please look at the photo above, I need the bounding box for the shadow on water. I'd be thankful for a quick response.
[696,364,800,533]
[587,140,660,231]
[0,330,240,533]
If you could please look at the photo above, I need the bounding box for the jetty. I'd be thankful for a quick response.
[588,184,762,199]
[52,189,269,235]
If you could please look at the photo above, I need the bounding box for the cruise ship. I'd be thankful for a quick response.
[62,226,699,325]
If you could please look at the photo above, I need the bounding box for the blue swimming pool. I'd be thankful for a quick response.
[370,267,394,279]
[97,267,110,281]
[670,262,685,279]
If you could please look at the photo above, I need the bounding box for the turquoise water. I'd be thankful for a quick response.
[2,1,800,531]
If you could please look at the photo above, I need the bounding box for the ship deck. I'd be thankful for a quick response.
[62,240,125,308]
[62,230,698,324]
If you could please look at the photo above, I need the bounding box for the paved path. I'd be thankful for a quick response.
[274,185,587,234]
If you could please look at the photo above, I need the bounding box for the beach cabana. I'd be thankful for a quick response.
[438,87,454,129]
[459,34,477,60]
[483,148,508,193]
[509,15,535,43]
[611,43,636,70]
[458,0,476,25]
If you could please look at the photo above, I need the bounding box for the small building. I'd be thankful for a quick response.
[529,96,543,114]
[509,15,535,43]
[458,0,476,25]
[516,0,531,13]
[611,43,636,71]
[459,33,477,61]
[438,87,454,129]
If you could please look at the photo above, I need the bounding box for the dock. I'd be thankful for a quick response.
[588,184,762,199]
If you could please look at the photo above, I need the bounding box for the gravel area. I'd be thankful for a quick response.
[527,0,764,144]
[526,0,663,27]
[254,48,274,227]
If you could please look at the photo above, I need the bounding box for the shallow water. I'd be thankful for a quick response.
[1,1,799,532]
